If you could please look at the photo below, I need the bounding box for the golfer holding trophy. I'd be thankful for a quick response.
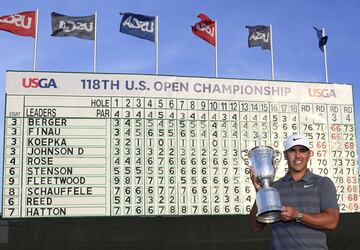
[248,134,339,249]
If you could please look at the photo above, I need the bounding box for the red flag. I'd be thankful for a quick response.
[0,11,36,37]
[191,13,216,46]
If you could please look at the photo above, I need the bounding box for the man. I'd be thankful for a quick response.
[249,134,339,249]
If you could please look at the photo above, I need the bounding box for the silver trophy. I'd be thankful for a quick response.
[241,145,282,223]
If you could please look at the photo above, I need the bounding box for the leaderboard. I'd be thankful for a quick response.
[2,71,359,218]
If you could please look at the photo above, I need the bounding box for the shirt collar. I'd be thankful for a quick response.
[283,170,313,183]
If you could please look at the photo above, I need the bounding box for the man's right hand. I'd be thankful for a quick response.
[250,167,262,192]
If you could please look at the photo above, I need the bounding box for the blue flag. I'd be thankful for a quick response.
[120,13,155,42]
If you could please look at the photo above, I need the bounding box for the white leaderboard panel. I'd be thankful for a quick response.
[2,71,359,218]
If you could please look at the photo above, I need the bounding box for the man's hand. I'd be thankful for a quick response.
[280,206,298,221]
[250,167,262,192]
[280,206,339,230]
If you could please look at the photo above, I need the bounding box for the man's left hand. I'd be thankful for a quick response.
[280,206,298,221]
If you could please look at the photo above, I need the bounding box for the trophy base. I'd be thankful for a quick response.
[256,209,281,223]
[256,187,282,224]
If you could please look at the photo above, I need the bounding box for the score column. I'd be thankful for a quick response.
[329,104,360,213]
[340,105,360,212]
[111,97,145,216]
[2,95,24,218]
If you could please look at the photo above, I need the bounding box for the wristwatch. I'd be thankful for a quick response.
[296,211,303,223]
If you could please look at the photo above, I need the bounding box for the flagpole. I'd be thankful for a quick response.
[269,24,275,80]
[33,9,39,71]
[155,16,159,75]
[322,28,328,83]
[93,12,97,72]
[215,20,218,77]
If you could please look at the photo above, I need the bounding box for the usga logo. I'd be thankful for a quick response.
[308,88,336,98]
[22,78,58,88]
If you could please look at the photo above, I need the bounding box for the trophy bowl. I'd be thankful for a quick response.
[249,146,276,186]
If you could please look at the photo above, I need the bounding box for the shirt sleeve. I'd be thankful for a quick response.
[319,176,339,211]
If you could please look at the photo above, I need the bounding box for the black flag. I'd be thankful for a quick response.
[246,25,271,50]
[313,27,328,52]
[51,12,95,40]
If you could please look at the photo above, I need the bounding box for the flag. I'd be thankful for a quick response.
[120,13,155,42]
[191,13,216,46]
[246,25,271,50]
[0,11,36,37]
[51,12,95,40]
[313,27,328,52]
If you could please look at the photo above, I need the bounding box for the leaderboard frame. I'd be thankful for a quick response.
[2,71,359,218]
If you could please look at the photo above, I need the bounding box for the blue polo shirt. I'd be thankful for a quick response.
[270,170,339,250]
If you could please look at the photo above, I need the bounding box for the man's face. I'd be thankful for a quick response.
[284,145,311,173]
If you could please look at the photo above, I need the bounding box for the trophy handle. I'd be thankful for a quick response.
[240,149,250,167]
[273,150,282,166]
